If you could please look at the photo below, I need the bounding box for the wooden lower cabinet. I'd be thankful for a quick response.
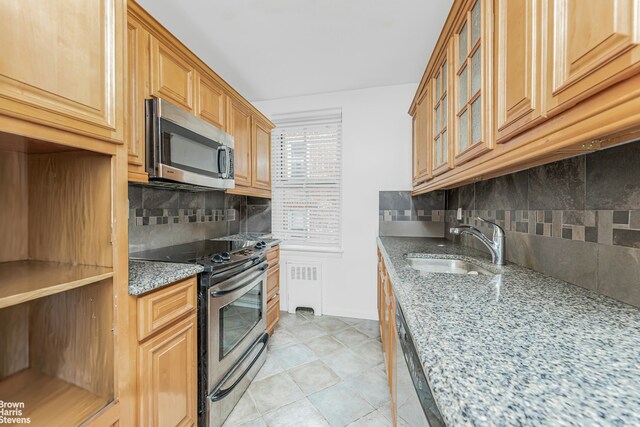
[266,294,281,334]
[136,276,198,427]
[266,245,281,334]
[377,250,398,425]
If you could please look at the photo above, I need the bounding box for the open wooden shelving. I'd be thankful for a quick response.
[0,369,109,426]
[0,142,117,425]
[0,261,113,309]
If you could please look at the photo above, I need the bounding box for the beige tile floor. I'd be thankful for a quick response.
[222,310,392,427]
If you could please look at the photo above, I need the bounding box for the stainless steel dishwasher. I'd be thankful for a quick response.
[395,303,444,426]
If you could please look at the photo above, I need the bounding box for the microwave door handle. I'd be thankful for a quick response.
[217,146,227,178]
[225,146,232,178]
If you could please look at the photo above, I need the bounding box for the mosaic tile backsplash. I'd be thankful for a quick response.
[132,208,236,226]
[446,209,640,248]
[128,185,271,252]
[444,140,640,307]
[378,190,446,237]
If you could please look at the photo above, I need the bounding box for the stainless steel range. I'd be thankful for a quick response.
[130,239,271,427]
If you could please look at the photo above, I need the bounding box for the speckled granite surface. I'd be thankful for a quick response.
[377,236,640,426]
[129,260,203,296]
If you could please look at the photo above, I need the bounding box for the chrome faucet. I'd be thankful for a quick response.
[450,217,505,265]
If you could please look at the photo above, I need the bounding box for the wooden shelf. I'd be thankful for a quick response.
[0,260,113,309]
[0,369,109,426]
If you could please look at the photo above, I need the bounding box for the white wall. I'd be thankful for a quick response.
[254,84,416,320]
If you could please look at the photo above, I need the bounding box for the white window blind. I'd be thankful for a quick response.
[271,109,342,248]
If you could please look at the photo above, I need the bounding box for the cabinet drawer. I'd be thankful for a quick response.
[266,295,280,334]
[266,245,280,267]
[137,276,197,341]
[267,266,280,297]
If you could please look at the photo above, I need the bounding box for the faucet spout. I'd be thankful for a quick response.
[449,217,505,265]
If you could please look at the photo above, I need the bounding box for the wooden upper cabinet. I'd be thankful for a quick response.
[126,14,150,183]
[454,0,493,165]
[127,2,274,196]
[432,41,454,176]
[0,0,124,143]
[196,73,226,130]
[150,37,195,112]
[228,99,253,187]
[252,117,272,191]
[495,0,547,142]
[412,90,431,185]
[546,0,640,114]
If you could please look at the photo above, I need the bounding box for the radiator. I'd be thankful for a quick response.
[286,262,322,316]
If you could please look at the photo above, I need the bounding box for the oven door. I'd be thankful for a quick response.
[208,261,268,390]
[146,97,235,189]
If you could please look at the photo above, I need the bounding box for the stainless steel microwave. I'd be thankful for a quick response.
[145,98,234,190]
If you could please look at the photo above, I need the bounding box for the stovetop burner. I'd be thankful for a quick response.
[129,239,268,273]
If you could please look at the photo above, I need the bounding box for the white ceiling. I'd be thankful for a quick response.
[137,0,453,102]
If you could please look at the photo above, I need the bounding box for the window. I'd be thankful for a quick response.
[271,109,342,248]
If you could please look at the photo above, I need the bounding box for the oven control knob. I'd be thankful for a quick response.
[221,252,231,261]
[255,241,266,250]
[212,254,223,263]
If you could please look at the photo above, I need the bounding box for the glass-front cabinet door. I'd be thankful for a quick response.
[454,0,493,165]
[432,41,454,176]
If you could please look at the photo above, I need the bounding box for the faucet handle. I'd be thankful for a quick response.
[476,217,505,237]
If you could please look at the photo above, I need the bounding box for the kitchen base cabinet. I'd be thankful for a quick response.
[266,245,281,334]
[138,314,197,427]
[377,250,398,425]
[136,276,198,427]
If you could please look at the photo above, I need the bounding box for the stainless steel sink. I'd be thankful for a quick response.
[406,257,495,276]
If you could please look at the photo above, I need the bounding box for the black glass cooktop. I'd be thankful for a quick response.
[129,240,260,264]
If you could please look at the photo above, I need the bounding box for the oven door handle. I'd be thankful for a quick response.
[209,332,269,402]
[210,263,268,297]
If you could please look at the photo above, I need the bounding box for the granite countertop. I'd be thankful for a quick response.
[128,260,204,296]
[377,236,640,426]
